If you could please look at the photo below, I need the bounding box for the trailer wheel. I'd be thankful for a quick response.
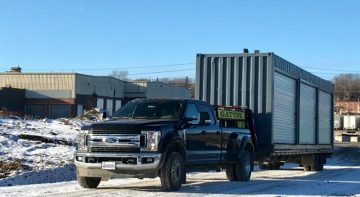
[304,165,312,171]
[235,150,252,181]
[311,154,324,171]
[258,162,281,170]
[302,154,324,171]
[258,163,268,170]
[160,152,185,191]
[268,162,281,170]
[77,176,101,188]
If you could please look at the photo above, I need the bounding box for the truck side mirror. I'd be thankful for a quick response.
[102,111,107,119]
[184,116,199,125]
[199,112,211,126]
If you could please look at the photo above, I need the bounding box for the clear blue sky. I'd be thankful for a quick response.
[1,0,359,80]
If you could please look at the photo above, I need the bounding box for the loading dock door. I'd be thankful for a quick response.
[273,72,296,144]
[106,99,113,115]
[49,104,70,119]
[26,104,46,118]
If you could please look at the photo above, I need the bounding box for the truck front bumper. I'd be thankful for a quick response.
[74,152,162,179]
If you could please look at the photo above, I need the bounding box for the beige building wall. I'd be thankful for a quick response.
[0,73,76,98]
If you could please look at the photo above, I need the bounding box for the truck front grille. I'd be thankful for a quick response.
[90,128,140,135]
[89,147,140,153]
[86,133,145,153]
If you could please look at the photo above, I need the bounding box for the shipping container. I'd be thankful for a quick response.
[196,51,334,161]
[343,115,360,130]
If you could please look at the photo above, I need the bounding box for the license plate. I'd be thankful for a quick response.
[102,162,116,170]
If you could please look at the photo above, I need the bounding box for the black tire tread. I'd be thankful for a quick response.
[160,152,184,191]
[77,176,101,188]
[226,164,237,181]
[235,150,252,181]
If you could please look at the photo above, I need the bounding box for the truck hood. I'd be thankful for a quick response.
[84,119,180,131]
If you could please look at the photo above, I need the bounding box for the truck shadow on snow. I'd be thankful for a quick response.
[96,166,360,196]
[103,145,360,196]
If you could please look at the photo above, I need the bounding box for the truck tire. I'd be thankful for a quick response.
[235,150,252,181]
[77,176,101,188]
[160,152,185,191]
[225,164,237,181]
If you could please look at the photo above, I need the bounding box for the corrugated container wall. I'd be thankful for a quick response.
[196,52,334,146]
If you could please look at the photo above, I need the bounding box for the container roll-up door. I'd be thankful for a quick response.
[319,91,332,144]
[299,83,316,144]
[273,72,296,144]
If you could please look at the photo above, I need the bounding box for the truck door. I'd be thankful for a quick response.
[184,102,221,164]
[198,104,222,162]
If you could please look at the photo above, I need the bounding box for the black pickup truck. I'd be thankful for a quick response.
[75,99,255,191]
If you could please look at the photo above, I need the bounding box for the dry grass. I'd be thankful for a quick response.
[0,159,22,179]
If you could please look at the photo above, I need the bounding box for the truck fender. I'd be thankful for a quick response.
[159,136,186,169]
[227,134,254,162]
[239,136,255,157]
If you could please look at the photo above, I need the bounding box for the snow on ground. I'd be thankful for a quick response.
[1,116,360,196]
[1,153,360,197]
[0,116,90,183]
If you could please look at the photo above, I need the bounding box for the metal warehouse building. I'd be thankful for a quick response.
[0,72,191,118]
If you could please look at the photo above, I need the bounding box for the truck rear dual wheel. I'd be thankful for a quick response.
[226,150,252,182]
[77,176,101,188]
[160,152,185,191]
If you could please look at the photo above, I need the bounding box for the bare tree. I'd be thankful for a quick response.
[155,77,195,98]
[333,73,360,101]
[110,70,129,81]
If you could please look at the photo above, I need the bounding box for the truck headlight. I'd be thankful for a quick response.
[141,130,161,151]
[76,131,88,151]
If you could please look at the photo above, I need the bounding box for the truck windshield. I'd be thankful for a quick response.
[112,101,181,120]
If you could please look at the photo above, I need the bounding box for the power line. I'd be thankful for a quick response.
[128,68,195,75]
[22,62,195,71]
[302,66,360,73]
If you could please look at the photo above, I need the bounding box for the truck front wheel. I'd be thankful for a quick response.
[160,152,185,191]
[77,176,101,188]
